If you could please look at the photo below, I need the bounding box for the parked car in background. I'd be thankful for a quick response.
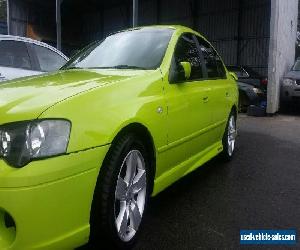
[227,65,267,112]
[0,35,68,82]
[227,65,268,89]
[281,59,300,102]
[0,26,238,249]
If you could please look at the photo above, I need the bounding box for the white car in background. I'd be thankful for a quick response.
[0,35,68,82]
[281,59,300,102]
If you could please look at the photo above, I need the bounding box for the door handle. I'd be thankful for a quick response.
[226,92,230,97]
[203,96,209,103]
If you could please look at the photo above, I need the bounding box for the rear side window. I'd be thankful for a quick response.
[196,37,226,79]
[0,40,31,69]
[33,45,66,72]
[173,34,204,80]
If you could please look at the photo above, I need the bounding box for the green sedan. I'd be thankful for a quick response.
[0,25,238,249]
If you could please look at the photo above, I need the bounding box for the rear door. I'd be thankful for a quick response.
[195,36,231,139]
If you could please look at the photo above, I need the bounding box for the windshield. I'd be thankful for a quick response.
[63,28,174,70]
[292,60,300,71]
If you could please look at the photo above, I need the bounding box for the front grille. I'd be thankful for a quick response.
[296,79,300,85]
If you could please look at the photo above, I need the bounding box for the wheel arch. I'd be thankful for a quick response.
[89,122,156,245]
[106,122,156,194]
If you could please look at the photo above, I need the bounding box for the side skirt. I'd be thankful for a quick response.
[152,141,223,196]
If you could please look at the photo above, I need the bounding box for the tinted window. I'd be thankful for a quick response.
[173,34,203,80]
[33,45,66,72]
[64,28,174,70]
[196,37,226,79]
[0,40,31,69]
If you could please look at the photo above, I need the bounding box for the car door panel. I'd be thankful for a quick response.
[161,33,216,173]
[205,78,231,135]
[166,81,213,164]
[195,36,231,141]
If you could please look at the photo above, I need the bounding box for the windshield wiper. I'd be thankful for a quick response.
[62,66,83,70]
[111,65,147,70]
[88,65,147,70]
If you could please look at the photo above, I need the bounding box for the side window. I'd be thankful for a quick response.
[33,45,67,72]
[196,37,226,79]
[0,40,31,69]
[173,34,204,81]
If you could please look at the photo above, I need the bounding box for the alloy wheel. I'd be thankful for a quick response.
[114,150,147,242]
[227,115,237,156]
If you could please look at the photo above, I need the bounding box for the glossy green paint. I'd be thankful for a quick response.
[0,146,109,249]
[0,25,238,249]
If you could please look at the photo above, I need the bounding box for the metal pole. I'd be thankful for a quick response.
[267,0,279,114]
[56,0,61,50]
[236,0,242,65]
[6,0,10,35]
[133,0,138,27]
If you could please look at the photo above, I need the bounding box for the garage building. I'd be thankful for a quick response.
[5,0,299,114]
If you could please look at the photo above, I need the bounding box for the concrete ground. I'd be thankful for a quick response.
[133,114,300,249]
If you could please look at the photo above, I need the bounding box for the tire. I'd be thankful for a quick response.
[220,111,237,161]
[89,133,151,249]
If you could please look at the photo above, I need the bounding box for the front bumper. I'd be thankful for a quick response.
[281,85,300,101]
[0,145,109,250]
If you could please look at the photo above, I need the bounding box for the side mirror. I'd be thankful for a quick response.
[169,60,192,84]
[180,62,191,80]
[229,71,238,81]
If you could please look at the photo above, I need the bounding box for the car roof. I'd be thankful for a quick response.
[0,35,68,60]
[121,25,197,34]
[109,25,209,46]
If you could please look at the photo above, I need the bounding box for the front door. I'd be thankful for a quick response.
[162,33,215,172]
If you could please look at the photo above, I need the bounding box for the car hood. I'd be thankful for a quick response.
[284,71,300,79]
[0,69,145,124]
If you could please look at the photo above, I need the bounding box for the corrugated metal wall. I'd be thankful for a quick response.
[78,0,270,75]
[7,0,28,36]
[235,0,270,75]
[8,0,271,74]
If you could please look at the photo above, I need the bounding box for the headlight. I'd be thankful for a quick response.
[0,119,71,167]
[253,87,263,94]
[283,78,295,86]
